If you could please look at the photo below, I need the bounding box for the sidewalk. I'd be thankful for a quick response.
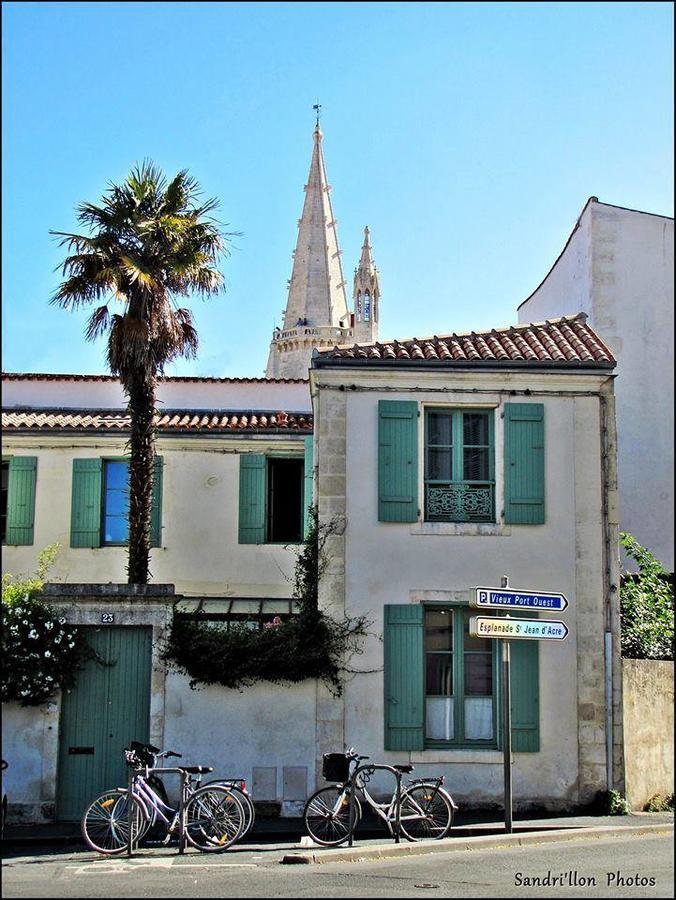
[2,809,673,856]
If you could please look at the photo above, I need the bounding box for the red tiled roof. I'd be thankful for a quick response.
[314,314,616,367]
[2,409,313,433]
[1,373,308,384]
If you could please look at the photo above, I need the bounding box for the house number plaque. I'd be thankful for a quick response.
[101,613,115,624]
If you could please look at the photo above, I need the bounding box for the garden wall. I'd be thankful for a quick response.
[622,659,674,809]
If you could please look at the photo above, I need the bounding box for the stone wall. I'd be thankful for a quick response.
[622,659,674,809]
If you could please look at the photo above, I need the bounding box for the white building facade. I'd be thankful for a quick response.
[517,198,674,571]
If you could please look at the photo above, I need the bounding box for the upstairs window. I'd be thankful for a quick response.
[267,457,303,543]
[424,409,494,522]
[103,460,130,544]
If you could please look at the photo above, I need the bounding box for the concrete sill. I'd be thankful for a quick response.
[410,523,511,537]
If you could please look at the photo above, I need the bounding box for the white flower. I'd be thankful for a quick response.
[45,622,53,631]
[28,630,39,640]
[58,618,66,625]
[22,620,29,625]
[44,651,51,658]
[68,642,75,649]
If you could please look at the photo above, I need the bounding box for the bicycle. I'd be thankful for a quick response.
[124,743,256,842]
[303,747,457,846]
[81,744,246,855]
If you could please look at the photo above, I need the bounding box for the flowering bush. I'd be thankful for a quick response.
[620,533,674,660]
[1,545,90,706]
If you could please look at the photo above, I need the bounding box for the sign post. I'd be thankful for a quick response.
[470,578,570,834]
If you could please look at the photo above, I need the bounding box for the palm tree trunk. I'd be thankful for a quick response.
[126,375,156,584]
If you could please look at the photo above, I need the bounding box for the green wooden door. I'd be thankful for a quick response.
[56,627,153,821]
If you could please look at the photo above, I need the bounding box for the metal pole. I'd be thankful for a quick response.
[502,638,513,834]
[394,770,401,844]
[178,771,186,855]
[501,573,513,835]
[126,768,134,857]
[348,766,356,848]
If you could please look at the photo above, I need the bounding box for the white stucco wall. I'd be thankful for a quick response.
[2,377,311,413]
[312,365,616,810]
[518,200,674,570]
[1,434,305,596]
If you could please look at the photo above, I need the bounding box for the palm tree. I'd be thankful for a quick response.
[52,161,229,584]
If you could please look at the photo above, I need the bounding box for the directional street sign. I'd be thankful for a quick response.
[472,587,568,613]
[469,616,569,641]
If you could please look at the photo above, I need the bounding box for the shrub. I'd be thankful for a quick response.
[644,793,674,812]
[1,546,90,706]
[619,533,674,660]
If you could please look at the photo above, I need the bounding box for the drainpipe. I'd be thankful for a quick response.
[599,377,620,792]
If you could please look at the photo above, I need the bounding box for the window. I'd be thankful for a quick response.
[424,606,496,746]
[71,457,162,549]
[239,438,313,545]
[424,408,494,522]
[267,457,303,543]
[363,291,371,322]
[103,460,130,544]
[1,461,8,543]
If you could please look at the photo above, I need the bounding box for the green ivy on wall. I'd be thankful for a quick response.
[163,509,371,695]
[620,532,674,661]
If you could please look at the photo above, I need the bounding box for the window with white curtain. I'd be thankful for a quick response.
[424,606,496,746]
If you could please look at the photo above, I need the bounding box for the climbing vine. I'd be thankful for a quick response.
[620,532,674,661]
[163,509,370,695]
[1,545,91,706]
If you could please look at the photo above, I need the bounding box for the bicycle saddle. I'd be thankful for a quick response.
[393,764,414,773]
[179,766,214,775]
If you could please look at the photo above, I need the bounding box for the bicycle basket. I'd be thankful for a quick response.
[128,741,158,767]
[322,753,350,782]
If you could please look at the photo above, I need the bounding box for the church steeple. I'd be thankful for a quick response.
[352,226,380,344]
[266,121,351,379]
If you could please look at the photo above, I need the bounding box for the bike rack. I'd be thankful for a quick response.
[126,766,189,857]
[347,763,403,847]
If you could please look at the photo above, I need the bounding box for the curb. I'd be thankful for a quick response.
[280,822,674,865]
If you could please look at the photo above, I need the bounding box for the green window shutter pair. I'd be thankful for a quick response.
[5,456,38,546]
[378,400,545,525]
[383,604,539,752]
[238,439,314,544]
[70,457,163,548]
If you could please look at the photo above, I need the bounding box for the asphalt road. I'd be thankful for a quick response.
[2,830,673,898]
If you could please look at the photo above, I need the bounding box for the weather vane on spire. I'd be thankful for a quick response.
[313,100,322,127]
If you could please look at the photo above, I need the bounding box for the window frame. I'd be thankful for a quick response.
[265,455,305,545]
[1,458,9,545]
[423,407,496,524]
[424,604,500,750]
[101,457,131,547]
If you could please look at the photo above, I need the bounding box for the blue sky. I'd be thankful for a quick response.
[2,1,673,377]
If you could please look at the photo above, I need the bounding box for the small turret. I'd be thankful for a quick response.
[352,226,380,344]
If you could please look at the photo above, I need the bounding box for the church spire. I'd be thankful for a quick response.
[266,118,351,379]
[352,225,380,344]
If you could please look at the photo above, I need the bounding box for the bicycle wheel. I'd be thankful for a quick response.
[202,781,255,840]
[303,786,362,847]
[184,786,245,852]
[399,783,454,841]
[81,789,147,855]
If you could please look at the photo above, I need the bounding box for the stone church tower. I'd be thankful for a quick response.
[266,123,380,379]
[352,226,380,344]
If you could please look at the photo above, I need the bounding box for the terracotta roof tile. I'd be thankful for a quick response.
[315,314,615,368]
[2,408,313,434]
[1,373,308,384]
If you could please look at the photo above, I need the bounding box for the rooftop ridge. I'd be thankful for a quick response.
[1,372,309,384]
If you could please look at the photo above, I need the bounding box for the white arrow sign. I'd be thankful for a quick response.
[469,616,569,641]
[472,587,568,613]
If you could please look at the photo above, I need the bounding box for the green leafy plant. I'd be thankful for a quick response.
[619,533,674,660]
[163,509,370,695]
[1,546,90,706]
[644,793,674,812]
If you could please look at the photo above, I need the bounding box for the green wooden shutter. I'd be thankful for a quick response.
[384,604,424,751]
[504,403,545,524]
[150,456,163,548]
[378,400,419,523]
[510,635,540,752]
[238,454,266,544]
[6,456,37,546]
[71,459,103,548]
[303,436,314,540]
